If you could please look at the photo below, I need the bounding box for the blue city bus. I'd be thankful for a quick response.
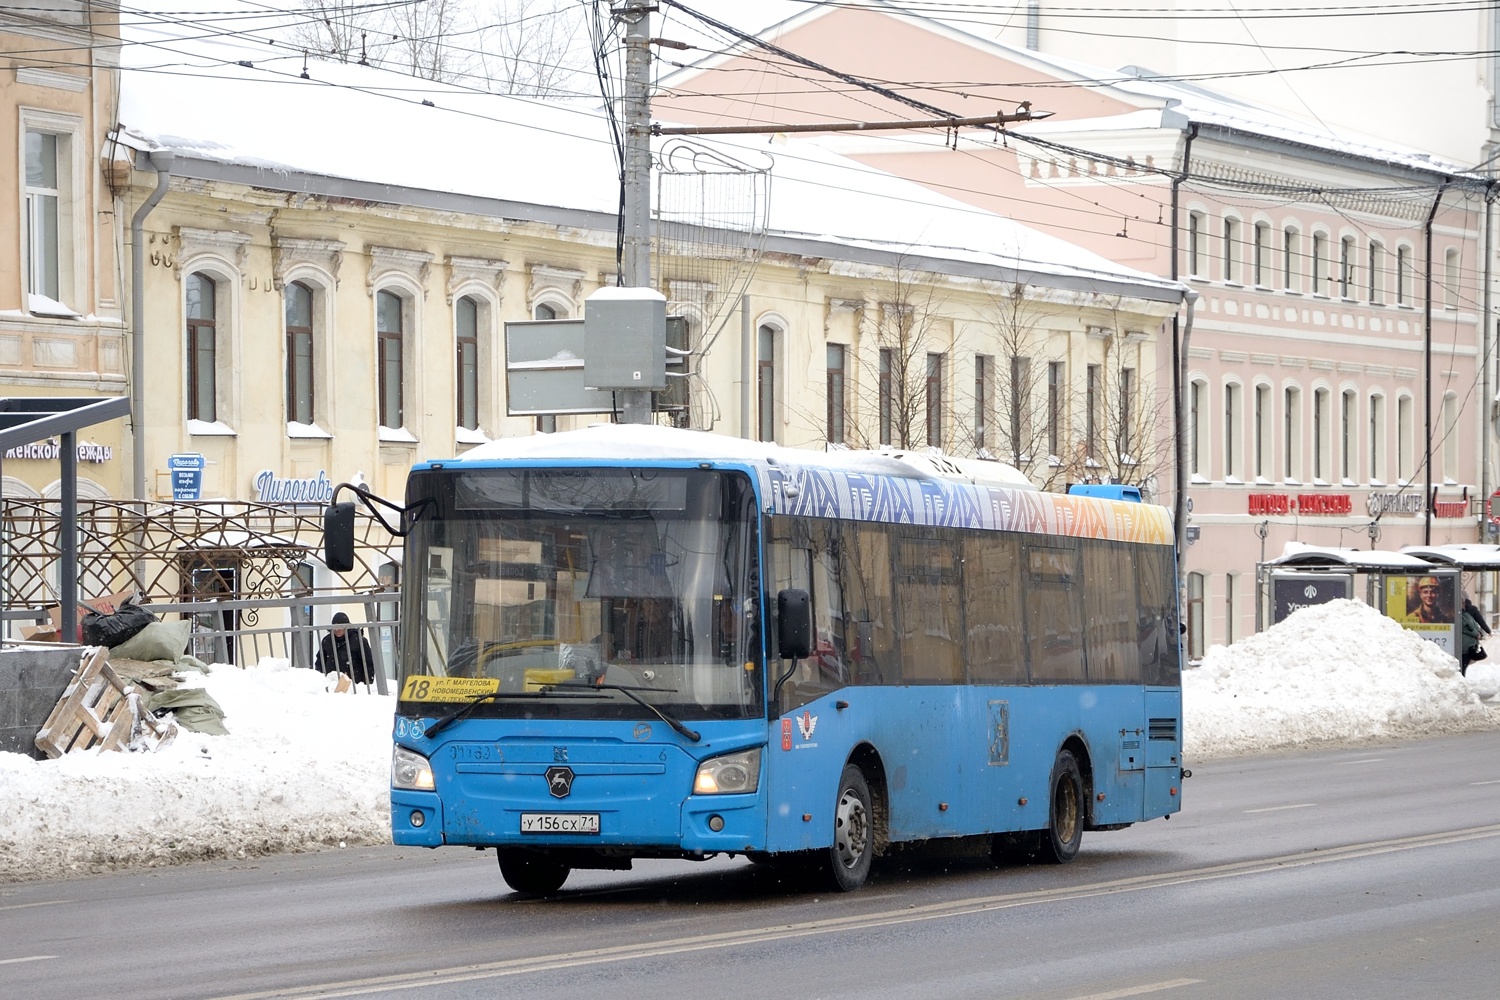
[327,424,1183,895]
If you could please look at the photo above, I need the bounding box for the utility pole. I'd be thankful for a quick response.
[617,2,654,424]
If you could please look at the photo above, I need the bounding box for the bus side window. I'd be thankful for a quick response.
[1023,537,1086,683]
[1082,539,1141,683]
[964,532,1026,683]
[1137,545,1179,685]
[894,527,963,684]
[842,522,898,685]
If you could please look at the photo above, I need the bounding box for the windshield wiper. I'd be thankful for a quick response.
[421,687,605,740]
[548,681,701,742]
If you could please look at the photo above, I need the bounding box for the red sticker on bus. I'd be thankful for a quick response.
[781,718,792,751]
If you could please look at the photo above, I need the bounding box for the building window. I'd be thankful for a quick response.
[1340,237,1356,298]
[1397,395,1413,483]
[1118,366,1135,461]
[1087,363,1101,463]
[1311,232,1326,295]
[285,281,315,425]
[1283,227,1298,291]
[376,289,405,429]
[456,295,480,431]
[1187,211,1205,277]
[1443,391,1459,482]
[1186,572,1206,661]
[1008,354,1030,459]
[186,272,218,423]
[925,352,945,449]
[758,324,778,443]
[1223,381,1241,480]
[973,354,991,452]
[1395,245,1412,306]
[1253,383,1271,480]
[878,348,893,446]
[826,343,846,444]
[1253,221,1271,287]
[1444,248,1461,309]
[1369,393,1385,484]
[1189,377,1206,477]
[1224,573,1236,645]
[1368,241,1384,304]
[1288,386,1306,484]
[1223,217,1240,283]
[1340,389,1357,483]
[533,302,560,433]
[24,130,62,303]
[1310,388,1327,483]
[1047,361,1063,459]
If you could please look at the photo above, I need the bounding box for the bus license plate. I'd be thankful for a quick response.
[520,813,600,834]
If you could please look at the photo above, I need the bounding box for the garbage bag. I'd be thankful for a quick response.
[82,602,157,648]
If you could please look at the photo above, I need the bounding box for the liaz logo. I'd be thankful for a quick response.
[797,710,817,740]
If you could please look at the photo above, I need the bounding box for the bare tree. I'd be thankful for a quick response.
[1076,307,1167,498]
[476,0,592,97]
[383,0,466,81]
[286,1,380,64]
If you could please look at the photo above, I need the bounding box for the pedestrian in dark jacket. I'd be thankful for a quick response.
[1460,594,1490,676]
[316,612,375,688]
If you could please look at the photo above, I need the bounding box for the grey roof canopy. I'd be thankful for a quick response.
[0,397,132,643]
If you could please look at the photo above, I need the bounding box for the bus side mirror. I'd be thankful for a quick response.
[777,588,811,660]
[324,502,356,573]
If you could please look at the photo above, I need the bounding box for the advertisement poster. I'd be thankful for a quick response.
[1383,573,1458,656]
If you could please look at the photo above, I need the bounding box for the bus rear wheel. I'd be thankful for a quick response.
[497,849,570,896]
[821,764,874,892]
[1039,749,1085,864]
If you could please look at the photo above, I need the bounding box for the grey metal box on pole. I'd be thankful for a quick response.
[584,286,667,392]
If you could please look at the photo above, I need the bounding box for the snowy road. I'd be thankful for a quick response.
[3,729,1499,1000]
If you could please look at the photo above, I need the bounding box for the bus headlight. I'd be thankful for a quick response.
[392,746,435,791]
[694,748,761,795]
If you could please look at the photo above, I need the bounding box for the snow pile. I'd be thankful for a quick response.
[0,660,392,881]
[1184,599,1494,756]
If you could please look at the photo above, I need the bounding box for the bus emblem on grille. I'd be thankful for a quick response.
[546,766,575,798]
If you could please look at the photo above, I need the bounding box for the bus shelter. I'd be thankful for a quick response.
[1257,543,1460,657]
[1400,544,1500,630]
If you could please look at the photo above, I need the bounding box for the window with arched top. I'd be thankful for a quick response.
[1340,388,1358,484]
[285,281,315,425]
[1444,247,1461,309]
[376,289,405,429]
[1395,245,1412,306]
[758,323,779,443]
[1282,226,1299,291]
[185,272,218,423]
[1368,393,1385,485]
[456,295,480,431]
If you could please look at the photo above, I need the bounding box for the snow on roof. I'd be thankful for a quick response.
[661,0,1478,181]
[113,3,1181,299]
[1270,541,1435,571]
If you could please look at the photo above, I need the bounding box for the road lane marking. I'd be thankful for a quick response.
[0,955,56,966]
[203,822,1500,1000]
[0,899,69,912]
[1472,779,1500,786]
[1334,758,1384,765]
[1065,979,1203,1000]
[1243,803,1316,813]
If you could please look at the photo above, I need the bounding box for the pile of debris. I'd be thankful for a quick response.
[24,593,228,759]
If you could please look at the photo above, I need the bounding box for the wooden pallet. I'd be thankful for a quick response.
[33,647,173,758]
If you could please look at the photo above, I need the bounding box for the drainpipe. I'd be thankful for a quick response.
[130,149,173,501]
[1423,182,1448,545]
[1170,123,1198,581]
[1481,184,1495,549]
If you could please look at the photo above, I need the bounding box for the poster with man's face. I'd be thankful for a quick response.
[1383,573,1457,654]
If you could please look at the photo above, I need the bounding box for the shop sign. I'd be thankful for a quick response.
[169,453,205,501]
[253,469,334,505]
[1368,492,1424,516]
[3,437,113,463]
[1247,493,1352,516]
[1432,499,1469,518]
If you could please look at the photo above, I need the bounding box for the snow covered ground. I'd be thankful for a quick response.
[1,600,1495,882]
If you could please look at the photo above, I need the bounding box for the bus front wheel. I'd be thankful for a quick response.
[822,764,874,891]
[1039,750,1085,864]
[497,849,570,896]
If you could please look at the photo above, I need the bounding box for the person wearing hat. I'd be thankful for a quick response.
[1403,576,1451,625]
[315,611,376,689]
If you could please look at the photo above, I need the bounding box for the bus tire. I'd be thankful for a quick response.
[1039,750,1085,864]
[497,849,570,896]
[822,764,874,892]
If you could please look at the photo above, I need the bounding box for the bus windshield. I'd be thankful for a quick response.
[399,467,762,722]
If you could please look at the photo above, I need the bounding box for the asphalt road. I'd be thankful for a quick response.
[4,730,1500,1000]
